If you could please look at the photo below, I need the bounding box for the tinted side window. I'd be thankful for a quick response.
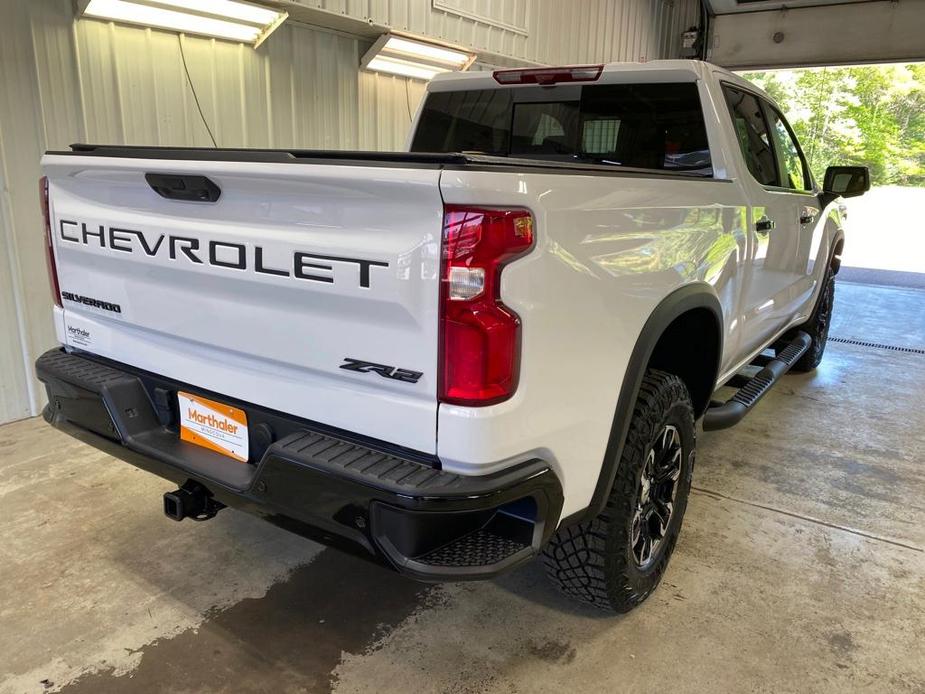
[768,109,810,191]
[723,86,777,186]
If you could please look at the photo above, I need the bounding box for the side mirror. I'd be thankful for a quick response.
[823,166,870,198]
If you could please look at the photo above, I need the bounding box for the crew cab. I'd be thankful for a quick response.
[35,60,868,611]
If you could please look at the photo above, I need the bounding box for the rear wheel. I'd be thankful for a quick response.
[542,369,695,612]
[792,272,835,372]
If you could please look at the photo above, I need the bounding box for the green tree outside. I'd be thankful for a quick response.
[741,64,925,187]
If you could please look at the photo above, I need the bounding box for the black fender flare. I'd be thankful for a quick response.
[795,229,844,333]
[817,197,845,275]
[560,284,723,528]
[829,230,845,274]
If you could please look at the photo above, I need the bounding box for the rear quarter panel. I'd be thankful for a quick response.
[438,169,750,517]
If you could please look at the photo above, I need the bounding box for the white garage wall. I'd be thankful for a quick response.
[0,1,55,424]
[276,0,699,65]
[0,0,698,423]
[37,5,429,151]
[527,0,698,64]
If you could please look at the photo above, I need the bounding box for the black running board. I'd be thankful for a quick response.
[703,331,812,431]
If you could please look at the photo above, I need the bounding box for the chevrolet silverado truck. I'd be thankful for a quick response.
[35,60,869,612]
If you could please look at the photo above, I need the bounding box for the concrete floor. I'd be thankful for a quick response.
[1,280,923,694]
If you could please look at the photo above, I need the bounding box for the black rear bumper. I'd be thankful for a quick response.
[35,348,563,581]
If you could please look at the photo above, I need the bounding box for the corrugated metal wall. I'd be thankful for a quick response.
[41,4,429,151]
[0,0,698,423]
[279,0,699,65]
[527,0,699,64]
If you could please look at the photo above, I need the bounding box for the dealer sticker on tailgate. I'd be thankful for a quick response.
[178,392,249,462]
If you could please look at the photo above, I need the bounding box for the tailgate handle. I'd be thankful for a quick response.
[145,173,221,202]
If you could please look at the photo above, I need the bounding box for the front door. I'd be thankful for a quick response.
[764,104,823,317]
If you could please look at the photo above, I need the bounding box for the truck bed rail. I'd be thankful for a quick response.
[51,143,720,179]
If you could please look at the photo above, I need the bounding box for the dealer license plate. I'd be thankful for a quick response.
[178,391,249,463]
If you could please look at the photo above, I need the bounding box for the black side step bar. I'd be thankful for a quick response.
[703,331,812,431]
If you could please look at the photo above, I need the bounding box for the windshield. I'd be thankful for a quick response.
[410,82,712,175]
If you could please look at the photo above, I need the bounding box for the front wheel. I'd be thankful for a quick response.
[542,369,695,612]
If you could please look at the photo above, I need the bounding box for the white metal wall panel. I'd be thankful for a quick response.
[67,20,362,150]
[0,140,33,425]
[358,71,428,150]
[0,0,693,423]
[526,0,698,64]
[280,0,698,64]
[0,0,56,424]
[432,0,530,34]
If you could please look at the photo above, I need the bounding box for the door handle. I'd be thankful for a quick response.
[145,173,221,202]
[756,216,775,233]
[799,206,819,224]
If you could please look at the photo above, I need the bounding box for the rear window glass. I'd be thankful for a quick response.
[410,82,711,175]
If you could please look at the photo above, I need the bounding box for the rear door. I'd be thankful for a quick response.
[43,154,444,453]
[722,85,807,354]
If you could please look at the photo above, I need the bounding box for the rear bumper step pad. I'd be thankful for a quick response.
[35,348,563,581]
[703,331,811,431]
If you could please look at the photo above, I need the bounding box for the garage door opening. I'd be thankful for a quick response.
[740,63,925,289]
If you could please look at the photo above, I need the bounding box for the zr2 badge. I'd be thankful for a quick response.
[339,358,422,384]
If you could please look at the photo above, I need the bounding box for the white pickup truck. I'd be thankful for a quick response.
[36,60,869,612]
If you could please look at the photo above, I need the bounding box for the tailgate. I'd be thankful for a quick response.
[42,155,443,453]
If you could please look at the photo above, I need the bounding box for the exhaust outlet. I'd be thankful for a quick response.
[163,481,224,521]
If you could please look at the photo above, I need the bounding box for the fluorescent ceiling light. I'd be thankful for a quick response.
[362,33,476,81]
[80,0,287,48]
[384,37,471,68]
[366,57,447,81]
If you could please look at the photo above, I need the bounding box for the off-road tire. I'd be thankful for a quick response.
[792,273,835,372]
[542,369,695,612]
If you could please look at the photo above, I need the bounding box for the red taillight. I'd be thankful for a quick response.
[492,64,603,86]
[439,206,534,406]
[40,176,61,307]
